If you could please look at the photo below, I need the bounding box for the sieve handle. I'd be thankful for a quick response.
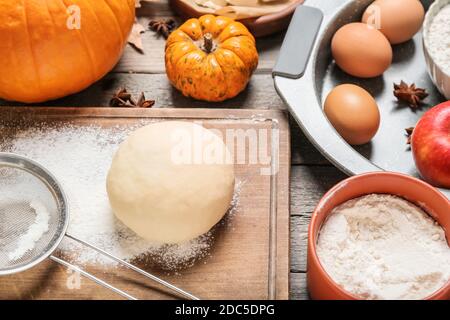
[63,233,200,300]
[49,255,137,300]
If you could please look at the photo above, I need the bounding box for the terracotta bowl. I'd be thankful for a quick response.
[307,172,450,300]
[169,0,304,37]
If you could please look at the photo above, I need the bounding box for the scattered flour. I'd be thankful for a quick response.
[317,194,450,300]
[2,121,240,270]
[426,4,450,75]
[8,200,50,261]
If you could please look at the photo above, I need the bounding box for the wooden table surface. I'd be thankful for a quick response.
[0,0,350,300]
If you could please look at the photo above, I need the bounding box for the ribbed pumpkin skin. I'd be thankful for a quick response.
[0,0,135,103]
[165,15,258,102]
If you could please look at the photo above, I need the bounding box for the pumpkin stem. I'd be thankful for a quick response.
[203,33,214,53]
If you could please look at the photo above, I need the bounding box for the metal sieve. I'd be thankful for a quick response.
[0,152,198,300]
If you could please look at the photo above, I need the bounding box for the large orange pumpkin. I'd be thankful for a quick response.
[0,0,135,103]
[165,15,258,102]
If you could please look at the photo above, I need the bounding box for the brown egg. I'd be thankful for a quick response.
[331,23,392,78]
[324,84,380,145]
[362,0,425,45]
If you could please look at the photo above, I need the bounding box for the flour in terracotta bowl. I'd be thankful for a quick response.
[316,194,450,300]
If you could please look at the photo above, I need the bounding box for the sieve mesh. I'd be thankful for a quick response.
[0,154,68,275]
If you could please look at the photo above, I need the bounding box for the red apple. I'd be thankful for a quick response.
[411,101,450,188]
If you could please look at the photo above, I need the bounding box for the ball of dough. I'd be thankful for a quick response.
[106,121,235,244]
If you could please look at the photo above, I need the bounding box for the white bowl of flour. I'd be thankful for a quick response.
[423,0,450,99]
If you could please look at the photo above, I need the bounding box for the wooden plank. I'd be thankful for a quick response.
[130,0,350,75]
[128,0,346,73]
[290,165,346,217]
[0,107,290,300]
[136,0,175,17]
[290,116,330,166]
[0,77,332,167]
[290,215,309,273]
[119,2,284,74]
[0,105,285,120]
[0,73,284,110]
[290,272,309,300]
[289,165,346,273]
[117,16,284,74]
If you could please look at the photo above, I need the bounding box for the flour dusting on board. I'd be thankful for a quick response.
[1,121,241,270]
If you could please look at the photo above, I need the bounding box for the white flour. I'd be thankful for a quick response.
[2,122,240,270]
[8,200,50,261]
[317,194,450,300]
[426,4,450,75]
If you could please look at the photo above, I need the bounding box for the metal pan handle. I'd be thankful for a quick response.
[272,5,324,79]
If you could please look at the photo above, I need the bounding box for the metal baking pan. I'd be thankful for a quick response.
[273,0,450,199]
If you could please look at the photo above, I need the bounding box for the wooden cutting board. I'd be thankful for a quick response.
[0,107,290,300]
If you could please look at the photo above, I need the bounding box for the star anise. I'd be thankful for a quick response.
[149,18,176,39]
[110,88,133,107]
[136,92,155,108]
[394,81,428,108]
[110,88,155,108]
[405,127,414,145]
